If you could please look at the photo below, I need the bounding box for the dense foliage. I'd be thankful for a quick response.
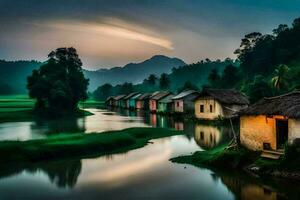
[27,47,89,117]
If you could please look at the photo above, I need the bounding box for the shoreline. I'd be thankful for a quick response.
[0,127,183,163]
[170,145,300,181]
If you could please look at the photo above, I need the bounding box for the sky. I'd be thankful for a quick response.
[0,0,299,69]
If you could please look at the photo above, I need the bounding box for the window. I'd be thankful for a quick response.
[210,105,213,113]
[200,131,204,140]
[200,105,204,113]
[177,102,180,107]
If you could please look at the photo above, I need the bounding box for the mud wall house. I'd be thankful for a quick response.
[194,89,249,120]
[105,96,114,106]
[113,95,126,107]
[129,93,141,109]
[240,91,300,152]
[172,90,200,114]
[149,91,171,113]
[122,93,138,109]
[136,93,151,110]
[157,94,175,113]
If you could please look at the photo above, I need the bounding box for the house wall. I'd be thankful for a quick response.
[194,98,223,119]
[157,102,167,113]
[136,100,142,109]
[288,119,300,142]
[240,115,286,151]
[174,100,184,112]
[149,99,157,112]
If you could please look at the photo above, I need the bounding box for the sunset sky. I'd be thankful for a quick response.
[0,0,299,69]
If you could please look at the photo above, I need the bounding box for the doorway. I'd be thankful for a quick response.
[276,119,288,149]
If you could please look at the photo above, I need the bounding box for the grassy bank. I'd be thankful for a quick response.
[171,144,300,180]
[0,95,93,123]
[0,127,182,163]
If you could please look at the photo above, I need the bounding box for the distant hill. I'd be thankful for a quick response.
[83,55,186,90]
[0,60,42,94]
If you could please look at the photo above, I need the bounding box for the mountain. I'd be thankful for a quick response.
[0,60,42,94]
[84,55,186,90]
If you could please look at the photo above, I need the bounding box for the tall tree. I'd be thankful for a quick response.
[147,74,158,85]
[159,73,170,89]
[220,64,240,88]
[27,47,89,117]
[208,68,220,88]
[93,83,113,100]
[271,64,290,91]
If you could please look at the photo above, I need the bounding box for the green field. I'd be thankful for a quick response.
[0,95,96,122]
[0,127,182,163]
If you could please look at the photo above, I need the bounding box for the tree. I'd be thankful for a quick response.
[271,64,290,91]
[208,68,220,88]
[93,83,113,100]
[119,82,133,94]
[247,75,273,103]
[27,47,89,117]
[159,73,170,89]
[146,74,157,85]
[177,81,198,93]
[273,24,288,35]
[220,64,240,88]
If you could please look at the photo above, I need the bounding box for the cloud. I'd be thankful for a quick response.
[38,19,173,50]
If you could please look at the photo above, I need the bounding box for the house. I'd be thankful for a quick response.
[172,90,200,114]
[194,89,249,120]
[149,91,172,113]
[194,124,222,150]
[122,92,138,109]
[157,94,175,113]
[129,93,141,109]
[240,91,300,154]
[136,93,152,110]
[113,95,126,107]
[105,96,114,107]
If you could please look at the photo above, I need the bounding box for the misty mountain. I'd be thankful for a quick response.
[84,55,186,90]
[0,60,42,94]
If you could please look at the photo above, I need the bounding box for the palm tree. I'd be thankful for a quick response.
[271,64,290,91]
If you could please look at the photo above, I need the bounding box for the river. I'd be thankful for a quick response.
[0,108,298,199]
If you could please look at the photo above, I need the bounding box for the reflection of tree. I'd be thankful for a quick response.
[0,160,82,189]
[31,117,85,136]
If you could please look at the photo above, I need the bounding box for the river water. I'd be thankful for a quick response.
[0,108,298,199]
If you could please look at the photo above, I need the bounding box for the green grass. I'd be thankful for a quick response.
[171,144,259,169]
[79,99,105,108]
[0,127,182,163]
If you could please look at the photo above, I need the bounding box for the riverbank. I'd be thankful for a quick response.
[0,95,97,123]
[171,145,300,181]
[0,127,182,163]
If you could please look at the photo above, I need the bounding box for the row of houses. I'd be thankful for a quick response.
[107,89,300,157]
[106,89,250,120]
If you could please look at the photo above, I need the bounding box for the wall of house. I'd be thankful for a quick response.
[240,115,286,151]
[136,100,142,109]
[288,119,300,142]
[194,98,223,119]
[174,100,184,112]
[149,99,157,111]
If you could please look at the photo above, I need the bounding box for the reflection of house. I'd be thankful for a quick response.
[122,93,138,109]
[194,89,249,120]
[194,124,222,149]
[149,91,172,113]
[129,93,141,109]
[240,91,300,154]
[158,94,175,113]
[172,90,199,114]
[174,122,184,131]
[136,93,151,110]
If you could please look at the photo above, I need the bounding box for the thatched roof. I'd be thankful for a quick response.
[137,93,152,100]
[172,90,199,100]
[150,91,172,100]
[123,92,138,100]
[159,94,175,103]
[197,89,249,105]
[241,91,300,119]
[113,95,126,101]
